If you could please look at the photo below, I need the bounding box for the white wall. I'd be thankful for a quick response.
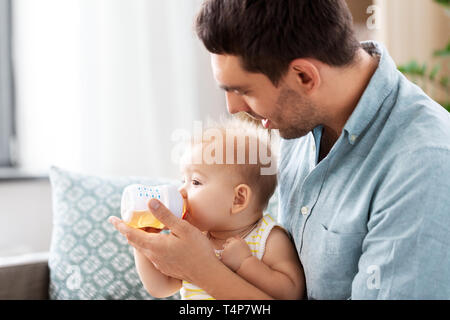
[0,179,52,257]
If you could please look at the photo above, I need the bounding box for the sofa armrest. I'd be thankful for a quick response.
[0,252,50,299]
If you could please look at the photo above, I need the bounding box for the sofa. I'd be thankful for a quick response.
[0,252,50,299]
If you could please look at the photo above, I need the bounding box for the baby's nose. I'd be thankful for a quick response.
[178,186,188,198]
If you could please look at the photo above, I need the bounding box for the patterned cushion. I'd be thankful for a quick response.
[48,166,180,300]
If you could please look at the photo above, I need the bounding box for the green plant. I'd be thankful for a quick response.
[434,0,449,7]
[397,0,450,112]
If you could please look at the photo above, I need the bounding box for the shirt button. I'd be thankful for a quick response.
[301,206,309,215]
[350,134,358,143]
[312,144,316,152]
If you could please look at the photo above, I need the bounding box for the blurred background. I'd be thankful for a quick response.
[0,0,448,257]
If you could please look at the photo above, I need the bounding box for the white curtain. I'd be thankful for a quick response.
[13,0,225,179]
[374,0,449,65]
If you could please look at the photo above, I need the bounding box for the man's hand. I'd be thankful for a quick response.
[221,236,252,272]
[108,198,217,283]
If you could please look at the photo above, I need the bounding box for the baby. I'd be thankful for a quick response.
[134,117,305,300]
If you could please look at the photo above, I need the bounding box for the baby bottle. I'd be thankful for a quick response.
[121,184,187,229]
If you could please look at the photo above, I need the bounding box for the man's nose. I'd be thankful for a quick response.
[225,92,249,114]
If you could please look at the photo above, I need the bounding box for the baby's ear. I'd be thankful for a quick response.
[231,184,252,215]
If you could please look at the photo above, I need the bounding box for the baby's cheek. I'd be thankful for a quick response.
[188,197,214,225]
[188,186,231,228]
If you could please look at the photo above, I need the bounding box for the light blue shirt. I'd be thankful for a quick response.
[277,41,450,299]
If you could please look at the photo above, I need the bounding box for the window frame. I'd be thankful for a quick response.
[0,0,15,168]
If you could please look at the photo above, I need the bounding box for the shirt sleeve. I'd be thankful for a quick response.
[351,146,450,299]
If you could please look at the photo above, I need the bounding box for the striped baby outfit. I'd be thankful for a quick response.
[180,213,280,300]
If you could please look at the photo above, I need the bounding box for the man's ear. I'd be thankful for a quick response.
[289,58,321,94]
[231,184,252,215]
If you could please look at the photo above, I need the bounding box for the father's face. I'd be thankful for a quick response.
[211,54,320,140]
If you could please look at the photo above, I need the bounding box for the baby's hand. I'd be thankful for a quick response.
[220,236,252,272]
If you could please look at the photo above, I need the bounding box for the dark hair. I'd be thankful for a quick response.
[195,0,360,85]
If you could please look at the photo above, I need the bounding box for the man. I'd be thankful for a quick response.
[110,0,450,299]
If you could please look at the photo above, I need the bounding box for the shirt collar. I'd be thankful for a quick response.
[342,41,399,145]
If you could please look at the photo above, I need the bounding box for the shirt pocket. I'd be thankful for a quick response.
[320,223,366,255]
[307,224,366,299]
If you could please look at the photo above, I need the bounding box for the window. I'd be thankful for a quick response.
[0,0,15,167]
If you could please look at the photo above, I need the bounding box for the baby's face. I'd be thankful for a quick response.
[178,146,239,232]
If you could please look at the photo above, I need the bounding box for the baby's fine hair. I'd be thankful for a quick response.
[190,114,278,211]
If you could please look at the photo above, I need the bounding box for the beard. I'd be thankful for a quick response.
[271,84,320,140]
